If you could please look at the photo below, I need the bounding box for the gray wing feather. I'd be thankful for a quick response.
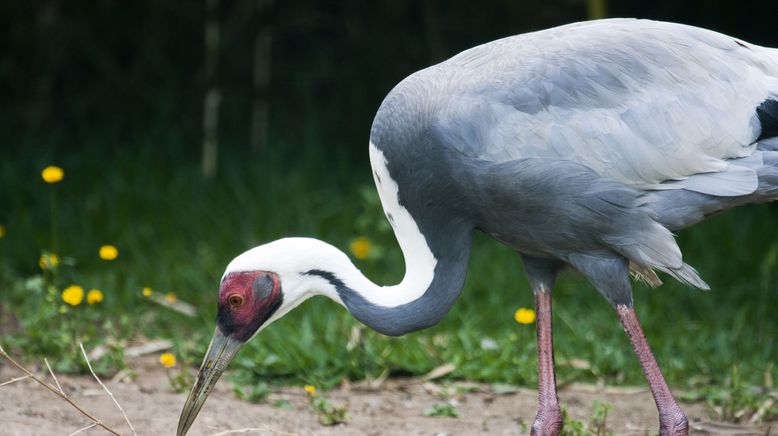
[468,157,709,289]
[661,161,759,196]
[425,19,778,196]
[573,176,709,289]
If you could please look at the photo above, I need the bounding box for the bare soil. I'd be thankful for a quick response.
[1,357,774,436]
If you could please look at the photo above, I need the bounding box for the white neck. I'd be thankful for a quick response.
[285,144,439,305]
[357,143,438,306]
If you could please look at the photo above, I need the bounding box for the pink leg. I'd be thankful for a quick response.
[531,292,563,436]
[616,305,688,436]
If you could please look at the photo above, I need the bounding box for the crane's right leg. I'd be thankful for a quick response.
[521,256,563,436]
[532,288,562,435]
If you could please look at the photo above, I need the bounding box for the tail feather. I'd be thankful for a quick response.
[608,218,710,290]
[668,263,710,290]
[634,147,778,290]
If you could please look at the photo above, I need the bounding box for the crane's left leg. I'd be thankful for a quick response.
[616,305,688,435]
[521,256,563,436]
[568,254,689,436]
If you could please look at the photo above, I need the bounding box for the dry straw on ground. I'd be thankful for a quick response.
[0,344,136,436]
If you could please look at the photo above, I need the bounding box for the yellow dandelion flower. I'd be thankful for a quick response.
[39,253,60,270]
[514,307,536,325]
[0,224,5,239]
[165,292,177,303]
[304,385,316,395]
[41,166,64,184]
[87,289,104,304]
[62,285,84,306]
[349,237,372,260]
[99,245,119,260]
[142,287,153,297]
[159,352,176,368]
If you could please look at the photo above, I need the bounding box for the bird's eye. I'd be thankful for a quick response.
[228,294,244,308]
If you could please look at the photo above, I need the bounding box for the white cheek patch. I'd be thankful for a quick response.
[367,142,438,307]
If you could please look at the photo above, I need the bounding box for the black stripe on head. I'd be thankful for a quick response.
[756,99,778,142]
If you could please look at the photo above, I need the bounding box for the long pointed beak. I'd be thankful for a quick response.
[177,328,243,436]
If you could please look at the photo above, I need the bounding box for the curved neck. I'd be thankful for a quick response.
[303,142,474,336]
[308,225,473,336]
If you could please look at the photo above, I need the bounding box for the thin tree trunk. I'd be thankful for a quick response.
[587,0,607,19]
[202,0,221,178]
[250,0,273,153]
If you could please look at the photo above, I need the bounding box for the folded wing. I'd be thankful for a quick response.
[431,19,778,196]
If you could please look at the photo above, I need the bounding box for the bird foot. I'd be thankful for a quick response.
[530,406,563,436]
[659,409,689,436]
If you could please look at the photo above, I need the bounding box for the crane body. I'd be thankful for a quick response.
[179,19,778,436]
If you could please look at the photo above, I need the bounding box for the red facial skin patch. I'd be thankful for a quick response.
[217,271,282,342]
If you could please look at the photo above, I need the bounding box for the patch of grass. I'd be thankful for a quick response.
[680,365,778,423]
[273,399,293,410]
[166,369,194,394]
[423,402,459,418]
[305,386,348,425]
[560,408,586,436]
[560,401,613,436]
[233,382,271,404]
[589,401,614,436]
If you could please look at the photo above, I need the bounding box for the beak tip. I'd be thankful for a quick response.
[176,329,242,436]
[176,417,189,436]
[177,411,198,436]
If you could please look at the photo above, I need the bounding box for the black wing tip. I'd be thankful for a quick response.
[756,99,778,142]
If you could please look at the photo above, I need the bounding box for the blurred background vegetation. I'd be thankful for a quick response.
[1,0,777,423]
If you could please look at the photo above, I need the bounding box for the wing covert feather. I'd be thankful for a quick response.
[428,19,778,195]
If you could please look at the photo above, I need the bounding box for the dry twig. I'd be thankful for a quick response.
[0,374,31,387]
[79,342,137,435]
[69,422,98,436]
[0,345,120,435]
[44,357,63,393]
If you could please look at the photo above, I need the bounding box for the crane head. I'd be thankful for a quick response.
[177,270,283,436]
[177,238,346,435]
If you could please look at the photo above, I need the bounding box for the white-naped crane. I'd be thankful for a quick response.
[178,19,778,436]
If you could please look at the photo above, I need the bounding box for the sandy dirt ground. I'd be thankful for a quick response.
[1,356,775,436]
